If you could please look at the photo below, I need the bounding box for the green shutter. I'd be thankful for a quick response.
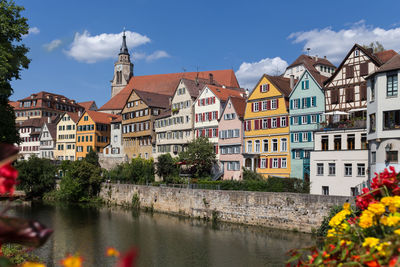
[307,97,311,108]
[306,80,309,89]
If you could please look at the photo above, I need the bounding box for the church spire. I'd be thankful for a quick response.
[119,29,129,55]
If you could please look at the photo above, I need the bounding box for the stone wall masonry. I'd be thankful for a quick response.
[100,183,353,233]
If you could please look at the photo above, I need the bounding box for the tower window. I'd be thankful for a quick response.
[117,71,122,84]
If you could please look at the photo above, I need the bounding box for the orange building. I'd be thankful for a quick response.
[76,110,118,160]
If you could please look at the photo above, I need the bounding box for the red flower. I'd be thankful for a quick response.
[365,260,381,267]
[389,256,399,267]
[0,163,18,195]
[117,247,138,267]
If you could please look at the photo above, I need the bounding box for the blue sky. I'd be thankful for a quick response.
[11,0,400,107]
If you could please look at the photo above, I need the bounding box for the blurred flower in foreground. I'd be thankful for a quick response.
[21,262,46,267]
[60,255,83,267]
[106,247,120,257]
[0,163,18,195]
[117,248,138,267]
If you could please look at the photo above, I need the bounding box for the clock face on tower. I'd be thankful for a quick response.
[116,64,122,71]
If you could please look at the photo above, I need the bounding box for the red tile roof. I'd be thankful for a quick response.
[229,96,246,119]
[368,53,400,76]
[66,112,80,123]
[99,69,240,111]
[135,90,170,108]
[85,110,119,124]
[207,85,245,102]
[111,115,122,123]
[374,50,398,64]
[9,101,19,109]
[266,75,293,97]
[78,101,97,111]
[287,54,336,71]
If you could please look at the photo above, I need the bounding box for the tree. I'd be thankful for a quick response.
[15,156,57,198]
[84,150,100,167]
[156,153,178,182]
[362,41,385,53]
[179,137,216,178]
[0,0,30,144]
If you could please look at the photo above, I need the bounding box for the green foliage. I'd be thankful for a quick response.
[155,153,179,182]
[132,193,140,210]
[178,137,216,178]
[0,0,30,144]
[104,157,154,184]
[242,168,264,181]
[15,156,57,198]
[84,149,100,166]
[316,205,343,237]
[195,177,310,193]
[2,243,41,265]
[56,160,103,202]
[362,41,385,53]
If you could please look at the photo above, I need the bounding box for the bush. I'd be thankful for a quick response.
[15,156,57,198]
[242,168,264,181]
[155,153,179,182]
[104,157,154,184]
[2,244,41,265]
[316,205,342,237]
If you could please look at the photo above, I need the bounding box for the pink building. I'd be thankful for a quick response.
[218,96,246,180]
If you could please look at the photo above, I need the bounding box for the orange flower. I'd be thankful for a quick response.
[60,255,83,267]
[21,263,46,267]
[106,247,120,257]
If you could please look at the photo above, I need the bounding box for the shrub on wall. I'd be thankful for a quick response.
[105,157,155,184]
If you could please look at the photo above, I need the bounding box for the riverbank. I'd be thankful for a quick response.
[100,183,353,233]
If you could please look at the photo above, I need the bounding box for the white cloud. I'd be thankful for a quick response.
[22,27,40,38]
[43,39,62,51]
[235,57,288,90]
[64,30,151,63]
[289,21,400,64]
[146,50,170,62]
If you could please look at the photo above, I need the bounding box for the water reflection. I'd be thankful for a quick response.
[7,202,314,267]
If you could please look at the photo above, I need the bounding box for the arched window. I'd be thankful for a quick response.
[116,71,122,84]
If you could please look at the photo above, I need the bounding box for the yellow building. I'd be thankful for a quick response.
[76,110,118,160]
[54,112,80,161]
[243,75,293,178]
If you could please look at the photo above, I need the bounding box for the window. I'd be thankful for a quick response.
[370,78,375,101]
[387,73,398,97]
[247,141,252,153]
[302,132,308,142]
[329,163,336,175]
[281,158,287,168]
[346,66,354,79]
[334,135,341,150]
[84,116,88,121]
[354,49,359,57]
[347,134,355,150]
[262,101,267,111]
[302,116,308,124]
[369,113,376,133]
[271,99,277,109]
[272,139,278,152]
[255,140,260,153]
[261,158,266,168]
[263,139,268,152]
[272,158,279,168]
[361,134,367,149]
[262,119,268,129]
[372,152,376,163]
[293,116,299,125]
[281,117,287,127]
[346,87,354,102]
[311,97,316,107]
[317,163,324,175]
[281,138,287,152]
[383,110,400,130]
[387,150,398,163]
[344,164,352,176]
[293,99,300,109]
[254,102,259,112]
[322,186,329,196]
[310,115,317,124]
[272,118,277,128]
[293,133,299,142]
[261,83,269,92]
[357,164,366,176]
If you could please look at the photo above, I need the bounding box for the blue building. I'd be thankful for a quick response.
[289,70,326,180]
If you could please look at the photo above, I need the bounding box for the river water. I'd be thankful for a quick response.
[7,202,315,267]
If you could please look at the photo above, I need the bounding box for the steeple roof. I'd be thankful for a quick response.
[119,31,129,55]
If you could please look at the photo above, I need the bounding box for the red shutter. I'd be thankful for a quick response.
[259,119,262,129]
[267,100,271,110]
[208,112,211,121]
[269,158,273,168]
[196,130,199,137]
[198,100,200,106]
[196,114,198,122]
[244,121,247,131]
[216,129,218,137]
[259,85,262,92]
[216,145,219,154]
[216,111,218,119]
[277,117,281,128]
[213,97,216,103]
[209,128,212,137]
[248,121,252,131]
[258,159,261,168]
[255,120,259,130]
[278,158,281,168]
[251,103,254,112]
[259,102,262,111]
[202,129,205,136]
[202,113,205,121]
[267,118,271,128]
[267,84,270,91]
[265,158,268,168]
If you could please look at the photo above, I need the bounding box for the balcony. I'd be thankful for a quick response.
[320,117,366,130]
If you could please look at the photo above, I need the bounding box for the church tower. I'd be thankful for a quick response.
[111,31,133,98]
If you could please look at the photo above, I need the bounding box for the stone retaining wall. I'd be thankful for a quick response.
[100,183,353,233]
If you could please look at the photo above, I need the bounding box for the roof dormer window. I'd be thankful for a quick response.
[355,49,359,57]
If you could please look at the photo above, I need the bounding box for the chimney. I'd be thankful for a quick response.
[245,89,249,97]
[314,55,318,62]
[209,73,214,85]
[48,117,51,124]
[169,97,172,105]
[78,110,82,117]
[290,75,295,89]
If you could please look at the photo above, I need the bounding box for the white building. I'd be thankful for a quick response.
[310,128,368,196]
[283,54,336,80]
[367,53,400,175]
[17,117,49,159]
[39,121,57,159]
[103,115,124,158]
[194,84,245,158]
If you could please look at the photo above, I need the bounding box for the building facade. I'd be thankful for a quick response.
[243,75,291,178]
[310,128,368,196]
[39,121,57,159]
[122,90,169,159]
[218,96,246,180]
[111,32,133,98]
[76,110,117,160]
[103,116,124,158]
[54,112,79,161]
[289,70,326,180]
[283,54,336,80]
[367,54,400,175]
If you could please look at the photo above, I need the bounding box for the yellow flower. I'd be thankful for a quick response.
[343,203,351,211]
[394,229,400,235]
[60,255,83,267]
[383,214,400,227]
[381,197,397,213]
[359,210,375,229]
[340,240,352,246]
[21,263,46,267]
[362,237,380,248]
[329,209,351,227]
[394,196,400,208]
[106,247,120,257]
[327,228,336,237]
[368,203,386,216]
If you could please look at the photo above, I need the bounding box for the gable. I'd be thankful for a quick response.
[248,75,284,101]
[290,70,323,99]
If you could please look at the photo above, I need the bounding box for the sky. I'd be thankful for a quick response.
[10,0,400,107]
